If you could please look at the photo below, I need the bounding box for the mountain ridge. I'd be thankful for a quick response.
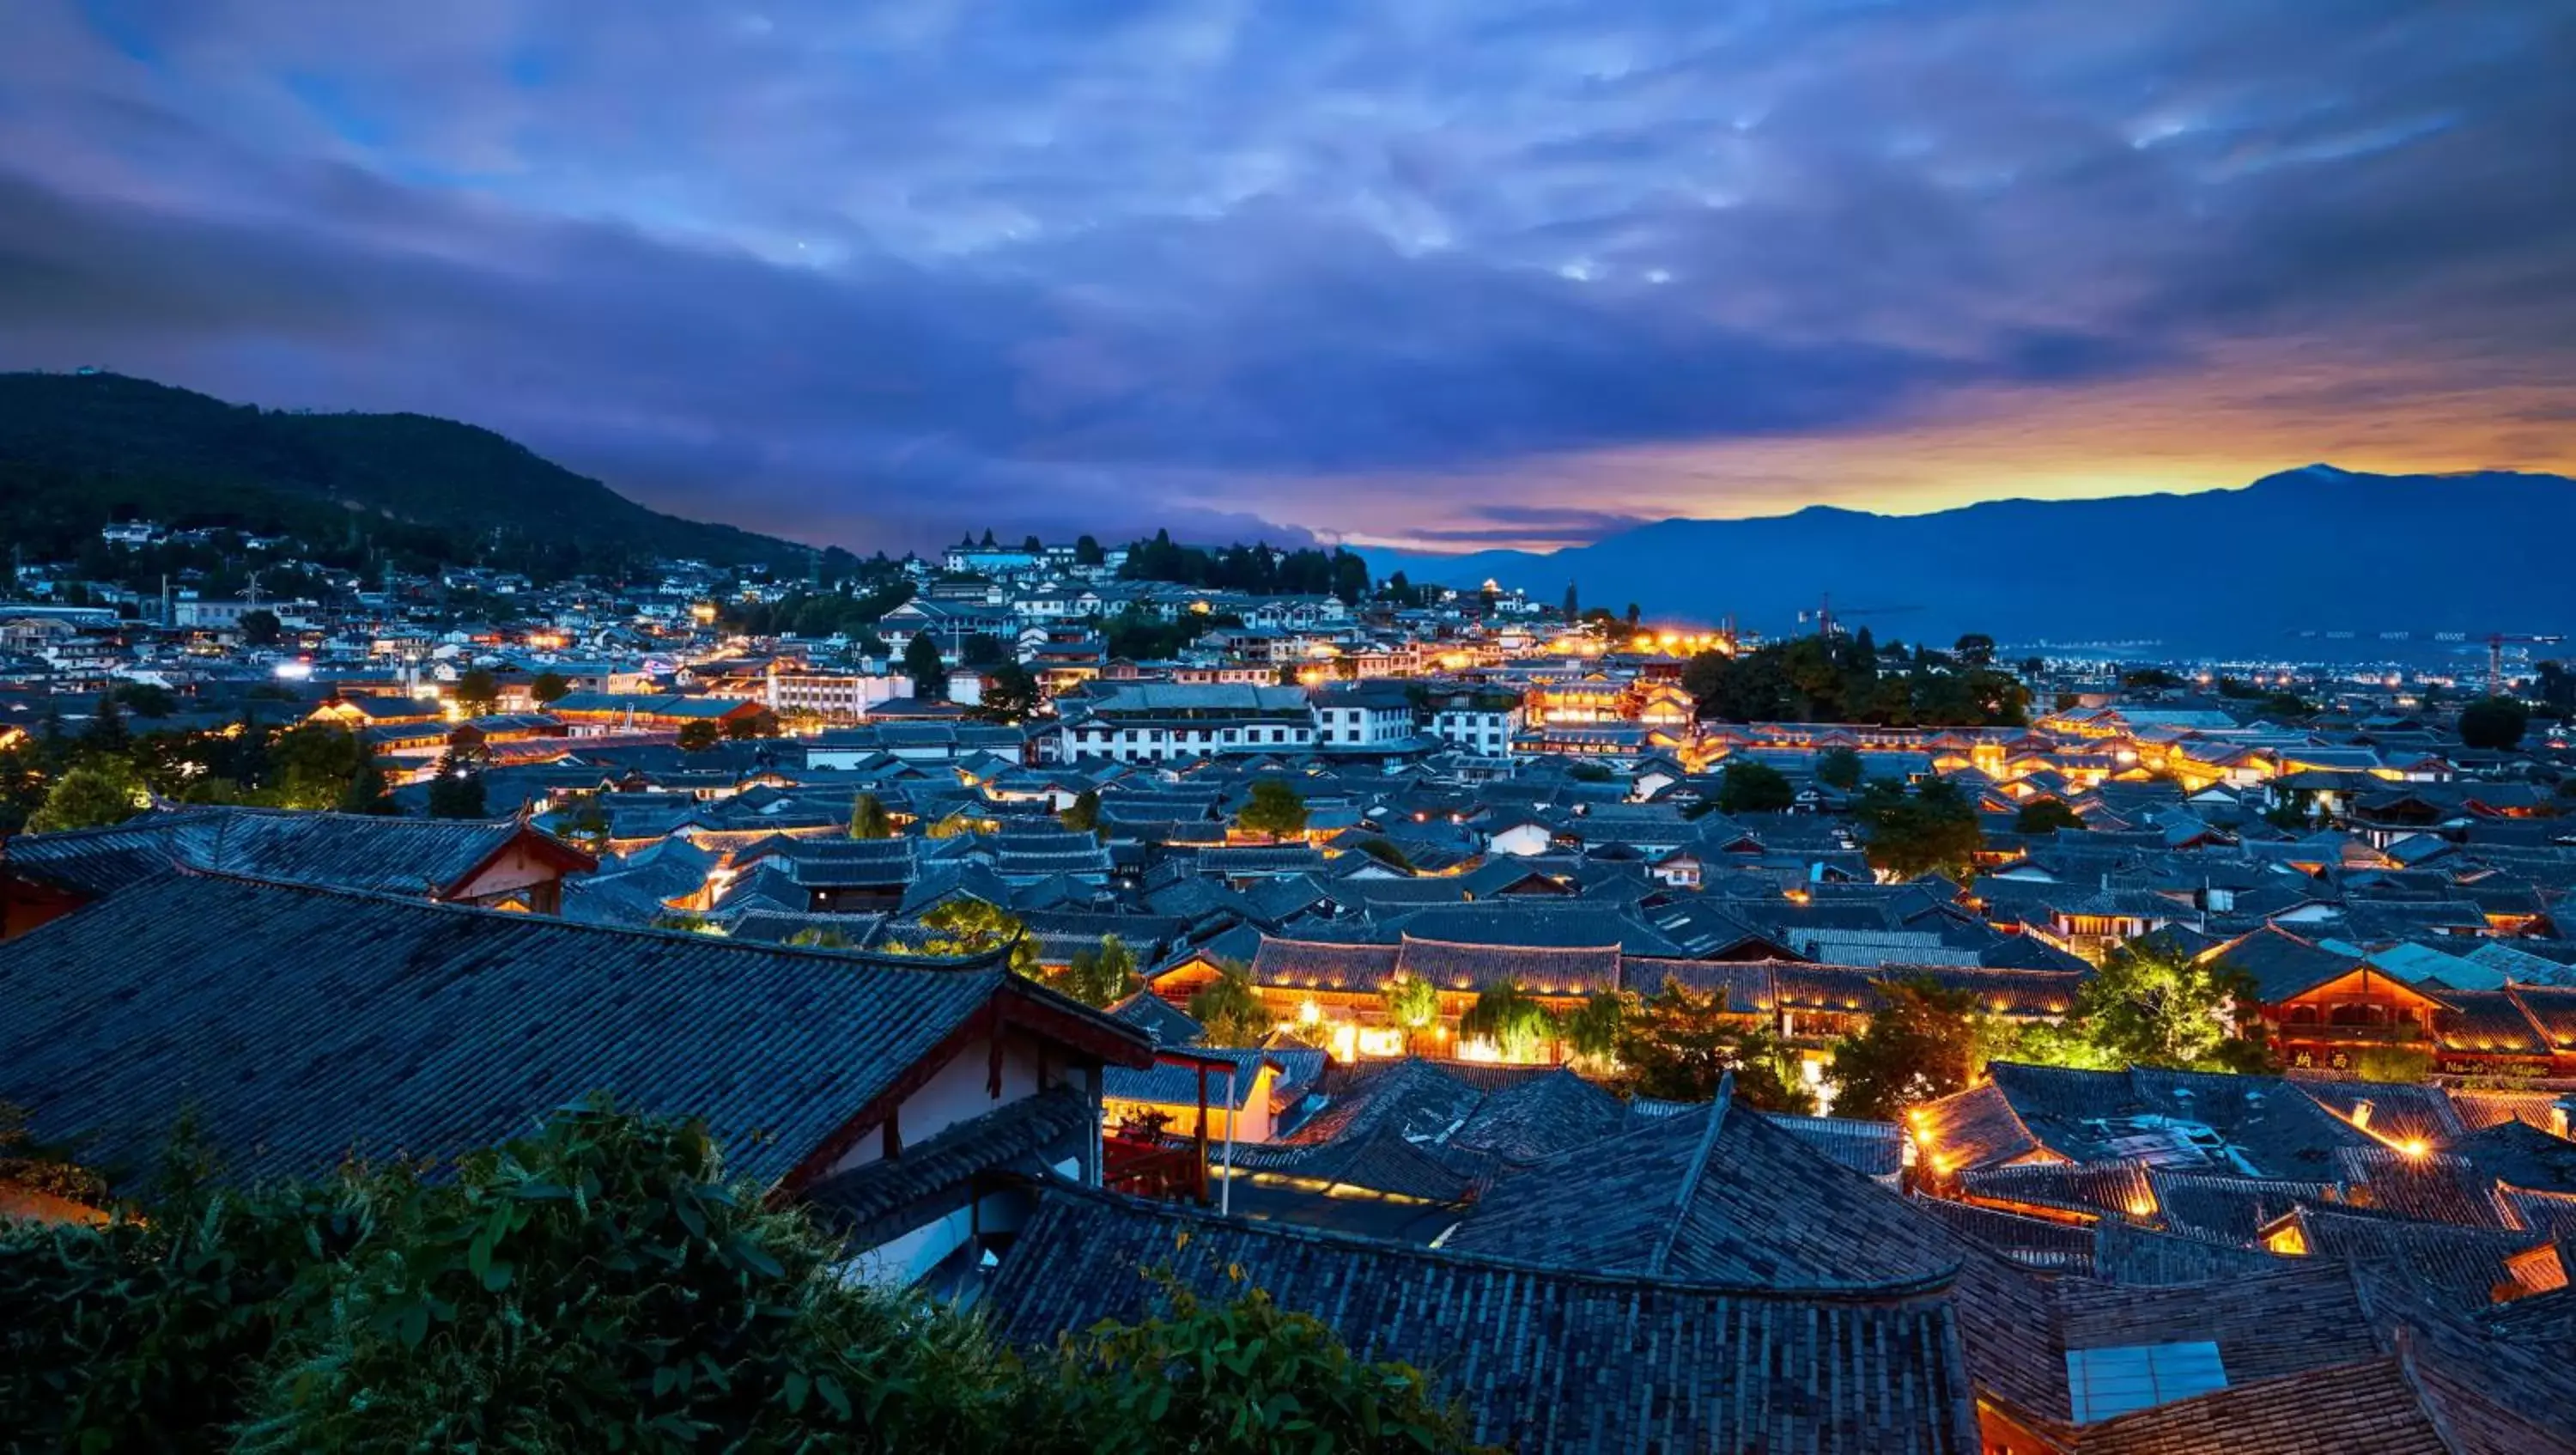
[0,371,809,577]
[1364,465,2576,654]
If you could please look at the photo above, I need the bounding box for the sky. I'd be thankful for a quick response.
[2,1,2571,556]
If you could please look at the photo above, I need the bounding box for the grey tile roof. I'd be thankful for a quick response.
[799,1081,1097,1247]
[5,805,585,899]
[984,1184,1982,1454]
[0,870,1136,1190]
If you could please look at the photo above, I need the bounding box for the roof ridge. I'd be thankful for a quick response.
[1646,1072,1732,1278]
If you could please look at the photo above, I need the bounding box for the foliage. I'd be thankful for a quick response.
[676,718,721,752]
[1058,788,1101,836]
[1058,936,1141,1009]
[960,633,1011,669]
[849,792,896,840]
[1351,836,1413,870]
[2058,947,2251,1070]
[1681,634,2029,728]
[1044,1265,1475,1455]
[1826,977,2002,1121]
[452,667,501,718]
[1236,779,1309,841]
[1116,531,1372,604]
[1458,981,1555,1062]
[2352,1044,2436,1084]
[1851,778,1984,880]
[236,608,283,646]
[1564,762,1613,783]
[28,761,149,833]
[1187,966,1276,1049]
[2459,695,2530,750]
[1379,975,1443,1052]
[2014,799,2086,835]
[424,752,487,819]
[110,682,179,718]
[1618,989,1815,1113]
[893,898,1040,977]
[723,708,781,740]
[531,670,572,704]
[973,663,1044,725]
[1716,759,1795,813]
[1558,991,1630,1070]
[902,634,948,697]
[1814,746,1866,790]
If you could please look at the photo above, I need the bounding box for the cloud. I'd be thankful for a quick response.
[0,0,2569,551]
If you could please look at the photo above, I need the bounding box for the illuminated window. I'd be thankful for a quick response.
[2065,1342,2227,1424]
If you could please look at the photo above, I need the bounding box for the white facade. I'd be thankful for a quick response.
[1433,706,1523,758]
[1316,699,1417,746]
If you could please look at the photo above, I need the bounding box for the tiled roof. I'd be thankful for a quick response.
[4,806,588,899]
[0,870,1139,1190]
[799,1082,1095,1247]
[2070,1357,2454,1455]
[984,1184,1982,1453]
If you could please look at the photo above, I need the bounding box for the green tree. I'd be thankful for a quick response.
[723,708,781,740]
[1814,746,1866,790]
[1559,991,1630,1071]
[1352,837,1413,871]
[425,752,487,819]
[237,608,283,646]
[335,763,396,815]
[2459,696,2530,750]
[1073,534,1105,566]
[848,792,896,840]
[1826,977,1999,1121]
[1058,788,1101,837]
[676,719,721,752]
[903,634,948,698]
[530,670,573,705]
[2054,947,2247,1069]
[111,682,178,719]
[1723,1026,1818,1115]
[1716,759,1795,813]
[1459,982,1555,1062]
[78,695,131,759]
[1236,779,1309,841]
[1059,936,1140,1009]
[973,663,1044,725]
[1380,974,1443,1053]
[2014,799,2085,835]
[899,898,1039,977]
[27,761,149,832]
[1953,633,1996,667]
[453,667,501,718]
[1187,965,1276,1048]
[1852,778,1984,880]
[1619,984,1736,1102]
[960,633,1010,669]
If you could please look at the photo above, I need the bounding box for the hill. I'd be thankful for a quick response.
[0,372,804,580]
[1367,466,2576,654]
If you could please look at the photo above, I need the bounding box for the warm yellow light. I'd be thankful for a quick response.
[2400,1139,2428,1159]
[2127,1198,2156,1218]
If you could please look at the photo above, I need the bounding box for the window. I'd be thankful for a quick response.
[2065,1343,2226,1424]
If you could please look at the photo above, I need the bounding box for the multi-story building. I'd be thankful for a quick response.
[1051,684,1315,764]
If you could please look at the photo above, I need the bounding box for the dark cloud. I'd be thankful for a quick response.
[0,0,2569,551]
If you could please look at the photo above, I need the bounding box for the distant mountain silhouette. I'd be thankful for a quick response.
[0,371,801,575]
[1367,465,2576,654]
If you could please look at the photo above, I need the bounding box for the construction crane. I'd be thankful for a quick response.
[2487,633,2565,696]
[1795,594,1921,639]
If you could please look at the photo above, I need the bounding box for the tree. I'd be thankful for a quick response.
[902,634,948,698]
[1953,633,1996,667]
[1723,1026,1817,1115]
[1826,977,1999,1122]
[530,670,572,705]
[1619,984,1736,1101]
[1716,760,1795,813]
[1187,965,1276,1048]
[78,695,130,759]
[1814,746,1865,790]
[676,719,721,752]
[849,792,896,840]
[722,709,781,740]
[1059,789,1101,837]
[974,663,1043,725]
[2459,696,2530,751]
[111,682,178,719]
[237,608,282,646]
[2054,946,2252,1071]
[901,898,1039,977]
[1623,602,1642,630]
[1380,974,1442,1053]
[1852,778,1984,880]
[1351,837,1413,871]
[425,752,487,819]
[1236,779,1308,841]
[960,632,1010,669]
[453,667,501,718]
[335,763,395,815]
[1074,534,1105,566]
[27,762,148,832]
[2014,799,2086,835]
[1559,991,1629,1071]
[1562,580,1577,623]
[1059,936,1140,1009]
[1459,982,1555,1062]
